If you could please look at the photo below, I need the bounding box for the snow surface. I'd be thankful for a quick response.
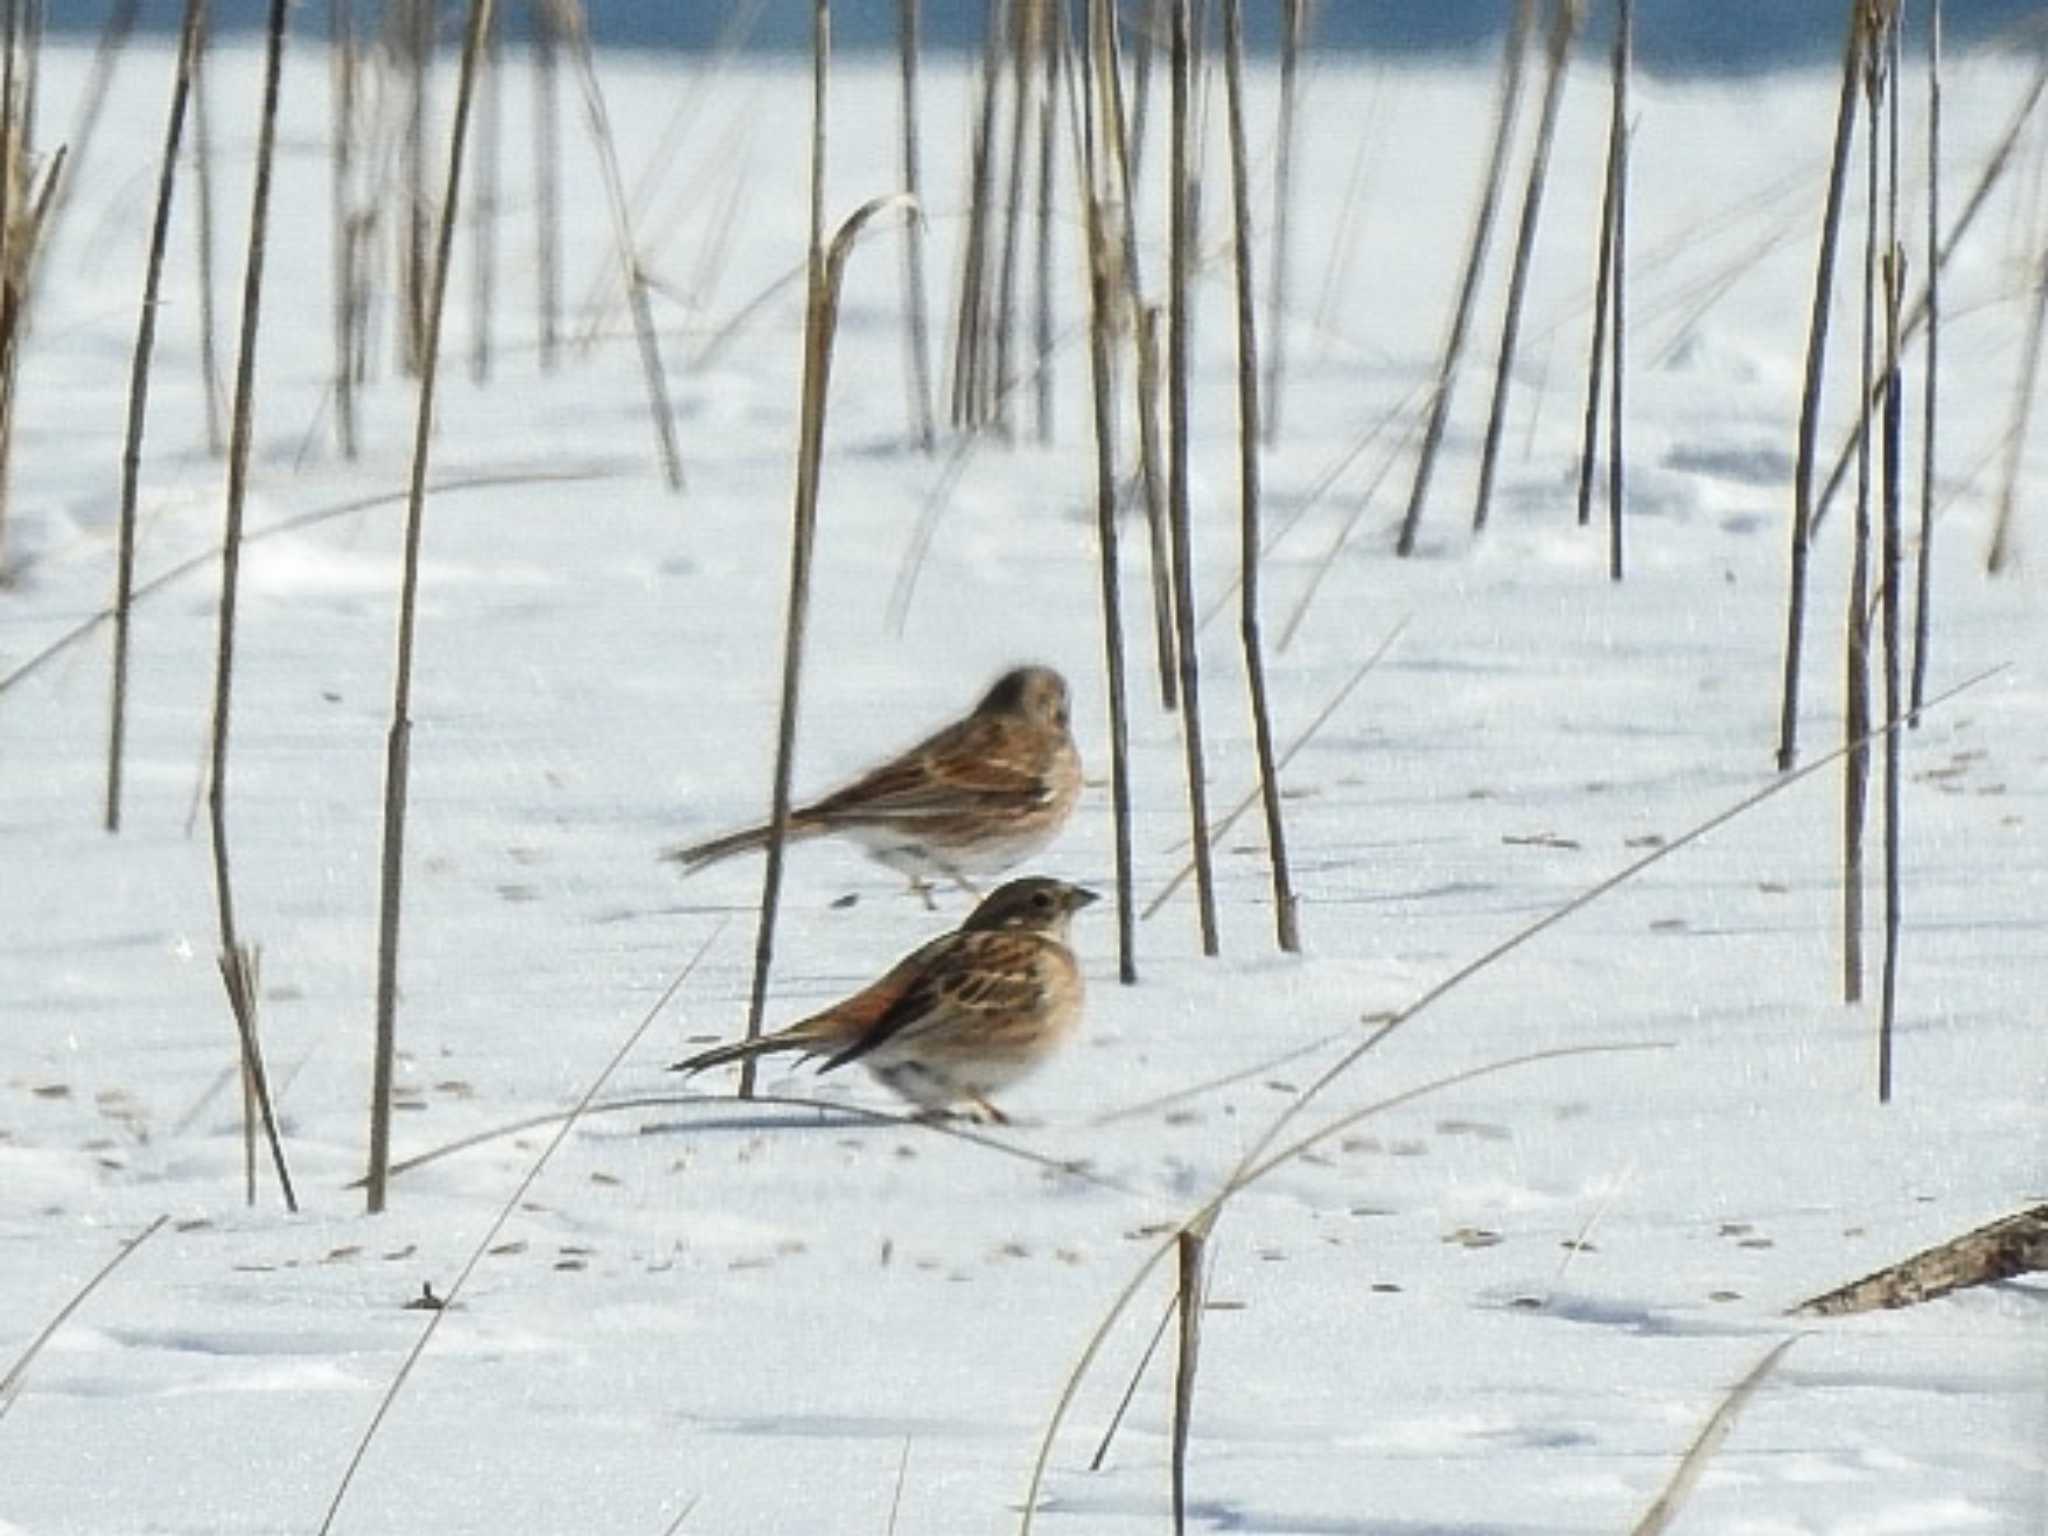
[3,37,2045,1536]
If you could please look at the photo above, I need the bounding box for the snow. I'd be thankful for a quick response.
[3,35,2045,1536]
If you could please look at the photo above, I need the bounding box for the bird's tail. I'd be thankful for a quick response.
[669,1021,828,1076]
[661,815,821,874]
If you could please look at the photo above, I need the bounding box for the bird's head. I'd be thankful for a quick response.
[975,665,1071,736]
[962,877,1098,938]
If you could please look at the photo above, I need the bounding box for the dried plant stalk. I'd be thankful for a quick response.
[1575,3,1624,531]
[1166,0,1218,954]
[1472,0,1581,536]
[1842,11,1888,1007]
[897,0,936,450]
[1222,0,1298,952]
[1262,0,1306,445]
[1987,223,2047,574]
[1076,0,1137,984]
[108,0,208,835]
[191,4,223,454]
[1778,0,1866,771]
[1629,1339,1798,1536]
[367,0,498,1212]
[992,0,1037,440]
[1878,245,1904,1101]
[1812,53,2048,533]
[554,0,685,490]
[950,0,1006,430]
[1909,1,1940,715]
[329,0,357,459]
[532,0,561,368]
[1169,1220,1212,1535]
[468,1,500,384]
[1606,0,1630,582]
[1091,13,1175,711]
[209,0,296,1213]
[1032,0,1056,443]
[0,1215,169,1405]
[1396,0,1534,556]
[1794,1204,2048,1315]
[399,0,432,375]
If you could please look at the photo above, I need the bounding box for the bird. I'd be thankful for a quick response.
[663,665,1082,903]
[669,877,1097,1123]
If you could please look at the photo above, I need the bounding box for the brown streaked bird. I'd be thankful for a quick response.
[668,877,1096,1122]
[663,666,1081,901]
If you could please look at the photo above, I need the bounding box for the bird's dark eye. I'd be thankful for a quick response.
[1033,891,1054,907]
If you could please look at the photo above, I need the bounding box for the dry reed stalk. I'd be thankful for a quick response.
[1167,0,1219,955]
[1606,0,1630,581]
[1910,1,1941,716]
[1017,1041,1663,1534]
[1843,9,1890,1007]
[1472,0,1582,536]
[322,924,722,1535]
[1878,246,1904,1101]
[553,0,685,491]
[532,0,560,368]
[1262,0,1306,445]
[37,0,134,248]
[107,0,208,836]
[1169,1219,1212,1535]
[739,0,828,1090]
[1275,407,1418,650]
[1033,0,1057,444]
[898,0,937,450]
[738,43,915,1089]
[1877,11,1904,1098]
[1093,11,1176,710]
[1793,1203,2048,1314]
[1813,54,2048,533]
[1087,1293,1176,1469]
[4,466,628,702]
[366,1086,1139,1195]
[329,0,358,459]
[1778,0,1867,771]
[0,5,15,566]
[993,0,1038,440]
[950,0,1007,429]
[366,0,498,1213]
[1020,666,2003,1533]
[1987,219,2048,574]
[1077,0,1138,984]
[209,0,296,1215]
[1628,1339,1799,1536]
[1222,0,1297,952]
[1142,621,1403,920]
[1128,0,1157,188]
[190,5,223,454]
[1575,0,1625,529]
[1396,0,1535,556]
[0,1215,169,1407]
[399,0,432,375]
[468,0,500,384]
[567,0,768,344]
[0,3,29,560]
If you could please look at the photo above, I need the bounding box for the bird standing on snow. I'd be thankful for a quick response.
[669,877,1097,1123]
[663,665,1082,902]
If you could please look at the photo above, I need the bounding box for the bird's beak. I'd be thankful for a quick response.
[1066,886,1101,911]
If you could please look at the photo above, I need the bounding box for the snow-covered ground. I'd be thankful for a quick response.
[3,36,2044,1536]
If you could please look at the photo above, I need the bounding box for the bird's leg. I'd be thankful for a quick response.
[967,1094,1011,1127]
[926,850,983,901]
[905,875,939,912]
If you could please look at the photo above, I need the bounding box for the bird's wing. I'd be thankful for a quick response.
[816,931,1048,1073]
[803,718,1052,823]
